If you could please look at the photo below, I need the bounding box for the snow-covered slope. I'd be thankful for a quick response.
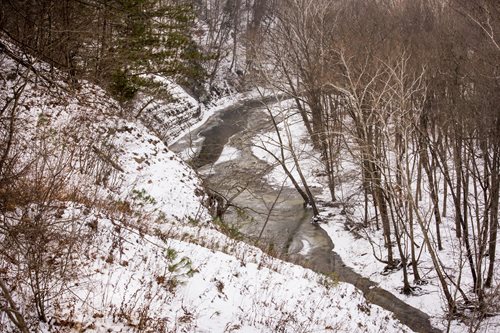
[0,43,411,333]
[50,213,409,333]
[131,75,203,145]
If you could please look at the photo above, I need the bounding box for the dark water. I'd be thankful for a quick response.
[170,97,441,333]
[191,107,247,168]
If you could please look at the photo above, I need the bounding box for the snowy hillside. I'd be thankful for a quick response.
[130,75,203,145]
[0,42,411,332]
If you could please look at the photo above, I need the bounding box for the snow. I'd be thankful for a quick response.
[0,43,413,333]
[54,213,409,333]
[113,120,209,222]
[298,239,312,256]
[214,145,241,165]
[128,74,201,140]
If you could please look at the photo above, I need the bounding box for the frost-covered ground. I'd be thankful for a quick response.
[250,94,500,332]
[0,43,412,332]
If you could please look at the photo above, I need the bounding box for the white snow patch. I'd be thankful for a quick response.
[214,145,241,165]
[298,239,312,256]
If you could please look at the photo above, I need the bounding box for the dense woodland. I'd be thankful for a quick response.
[1,0,500,331]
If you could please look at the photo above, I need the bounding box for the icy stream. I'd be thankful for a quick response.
[170,97,441,333]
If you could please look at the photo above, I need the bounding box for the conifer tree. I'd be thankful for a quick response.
[0,0,207,100]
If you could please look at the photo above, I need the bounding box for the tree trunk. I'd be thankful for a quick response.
[373,174,393,263]
[0,278,30,333]
[486,147,499,287]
